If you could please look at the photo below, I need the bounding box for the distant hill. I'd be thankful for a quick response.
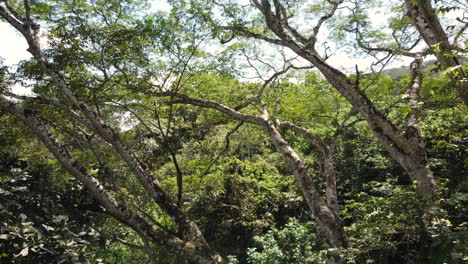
[382,57,468,79]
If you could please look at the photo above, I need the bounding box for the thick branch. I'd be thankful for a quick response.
[228,24,286,46]
[357,43,427,58]
[276,120,338,213]
[163,92,266,125]
[160,91,348,247]
[228,0,438,198]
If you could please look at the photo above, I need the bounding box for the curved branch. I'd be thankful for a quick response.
[307,0,342,49]
[161,92,266,125]
[158,91,348,247]
[275,120,338,213]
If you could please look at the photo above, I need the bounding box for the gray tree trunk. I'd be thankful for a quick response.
[405,0,468,105]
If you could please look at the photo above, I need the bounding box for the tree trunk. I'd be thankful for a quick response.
[404,0,468,105]
[0,94,221,264]
[290,48,436,198]
[322,146,339,213]
[263,122,348,248]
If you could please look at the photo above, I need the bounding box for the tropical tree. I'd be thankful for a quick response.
[1,0,466,263]
[185,0,466,200]
[0,0,220,262]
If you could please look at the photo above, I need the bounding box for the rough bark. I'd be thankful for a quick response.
[291,49,436,198]
[401,54,436,197]
[0,94,221,264]
[404,0,468,105]
[277,120,339,214]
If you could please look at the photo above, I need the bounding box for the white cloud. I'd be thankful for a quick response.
[149,0,172,13]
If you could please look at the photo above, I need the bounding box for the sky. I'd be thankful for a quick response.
[0,0,171,67]
[0,12,393,95]
[0,23,30,66]
[0,0,400,68]
[0,1,461,94]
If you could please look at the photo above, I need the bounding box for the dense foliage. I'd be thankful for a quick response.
[0,0,467,263]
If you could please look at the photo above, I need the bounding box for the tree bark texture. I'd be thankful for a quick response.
[404,0,468,105]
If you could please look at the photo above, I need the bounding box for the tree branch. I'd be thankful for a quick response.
[162,92,266,125]
[406,53,423,131]
[307,0,342,49]
[275,119,338,212]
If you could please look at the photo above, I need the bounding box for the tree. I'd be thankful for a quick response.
[1,0,466,263]
[0,0,220,262]
[0,0,355,250]
[155,86,349,247]
[184,0,466,199]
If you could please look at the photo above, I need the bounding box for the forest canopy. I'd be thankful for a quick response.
[0,0,467,263]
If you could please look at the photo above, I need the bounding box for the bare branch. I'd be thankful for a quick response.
[162,92,266,125]
[406,53,423,130]
[234,96,257,111]
[358,44,427,58]
[307,0,342,49]
[258,65,291,97]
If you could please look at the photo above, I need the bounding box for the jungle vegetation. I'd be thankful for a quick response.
[0,0,467,263]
